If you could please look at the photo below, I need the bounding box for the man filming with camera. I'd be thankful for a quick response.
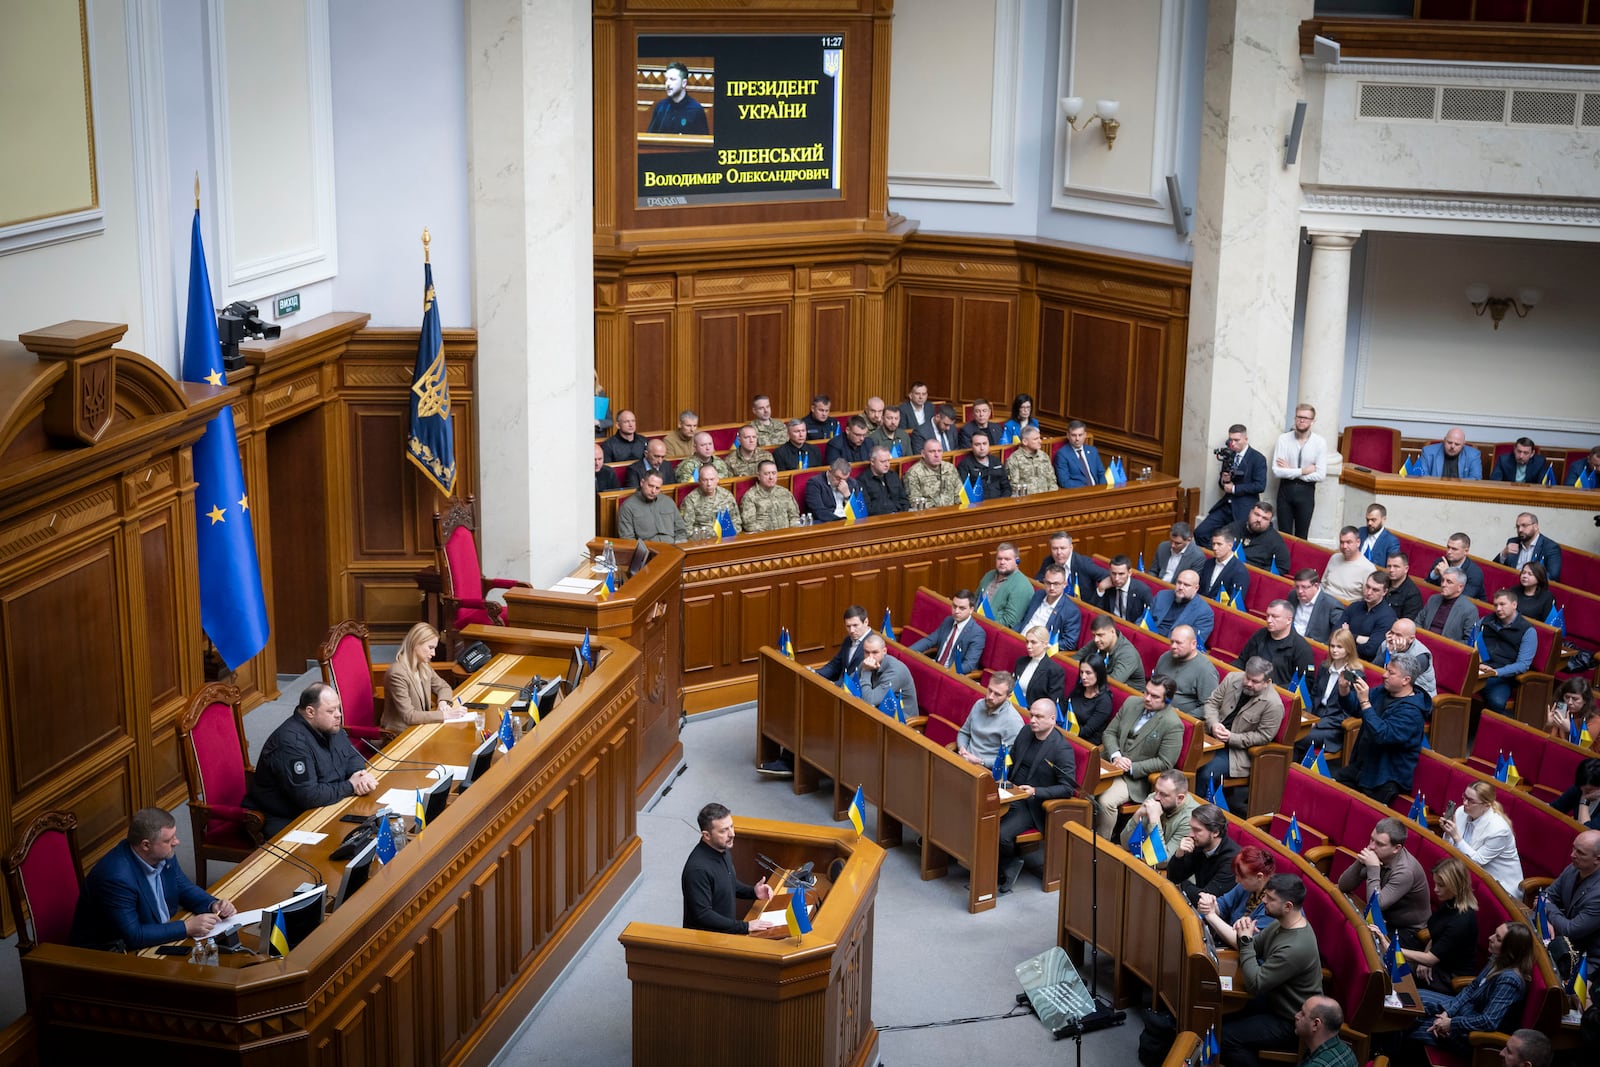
[1195,424,1268,543]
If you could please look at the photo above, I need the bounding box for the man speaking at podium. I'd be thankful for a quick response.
[682,803,775,934]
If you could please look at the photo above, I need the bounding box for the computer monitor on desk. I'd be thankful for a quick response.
[261,884,327,952]
[331,840,378,912]
[627,538,652,578]
[459,732,497,793]
[566,646,588,691]
[419,773,453,827]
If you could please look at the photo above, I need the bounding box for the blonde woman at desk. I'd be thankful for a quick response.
[383,623,470,732]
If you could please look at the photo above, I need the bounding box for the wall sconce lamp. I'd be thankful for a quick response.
[1060,97,1121,150]
[1465,283,1541,329]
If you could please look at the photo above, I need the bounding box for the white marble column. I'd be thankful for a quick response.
[464,0,594,583]
[1182,0,1314,514]
[1299,229,1360,542]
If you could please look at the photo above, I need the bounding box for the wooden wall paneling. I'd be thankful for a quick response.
[136,512,183,710]
[693,308,743,424]
[1036,304,1068,420]
[510,824,537,969]
[626,311,674,431]
[792,576,832,654]
[1129,324,1166,441]
[606,725,632,859]
[842,567,887,621]
[681,591,718,672]
[742,306,789,421]
[226,422,272,705]
[809,298,851,409]
[384,952,420,1067]
[736,582,776,668]
[472,863,503,1015]
[579,756,603,891]
[328,999,371,1067]
[1013,263,1042,407]
[265,405,331,671]
[350,407,410,558]
[1067,310,1134,431]
[547,786,571,927]
[956,294,1016,404]
[901,291,956,400]
[429,903,464,1057]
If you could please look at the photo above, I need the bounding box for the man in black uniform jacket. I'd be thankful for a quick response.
[246,683,378,836]
[998,699,1077,894]
[860,446,909,514]
[681,802,774,934]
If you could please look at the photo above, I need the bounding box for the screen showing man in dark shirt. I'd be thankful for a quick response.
[646,62,708,135]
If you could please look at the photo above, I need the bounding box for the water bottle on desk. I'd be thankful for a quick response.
[601,539,617,573]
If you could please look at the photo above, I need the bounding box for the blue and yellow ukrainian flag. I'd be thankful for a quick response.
[1365,892,1388,940]
[415,788,427,832]
[881,609,896,643]
[958,476,974,509]
[407,232,457,496]
[1301,744,1330,777]
[598,570,617,601]
[1407,792,1426,823]
[844,671,863,698]
[1572,955,1590,1008]
[778,626,796,659]
[1056,699,1078,734]
[1207,774,1230,813]
[847,785,866,836]
[977,592,996,621]
[1282,813,1302,853]
[786,885,813,937]
[846,488,867,522]
[268,910,290,957]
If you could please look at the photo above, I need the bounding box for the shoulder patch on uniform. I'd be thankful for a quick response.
[291,759,308,779]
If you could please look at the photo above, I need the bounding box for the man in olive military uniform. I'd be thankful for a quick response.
[680,465,742,536]
[1005,426,1057,495]
[725,425,774,477]
[904,437,962,507]
[674,431,733,484]
[749,395,788,448]
[869,405,914,457]
[741,460,800,532]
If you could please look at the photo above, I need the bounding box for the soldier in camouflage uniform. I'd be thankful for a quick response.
[740,460,800,532]
[725,425,775,477]
[680,466,742,537]
[1005,426,1058,495]
[749,395,788,448]
[903,439,962,508]
[673,431,732,484]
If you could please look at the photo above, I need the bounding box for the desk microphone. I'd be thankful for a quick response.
[785,862,816,890]
[257,839,327,888]
[755,852,780,876]
[359,739,448,775]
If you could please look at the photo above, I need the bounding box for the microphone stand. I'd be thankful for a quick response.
[1069,804,1124,1052]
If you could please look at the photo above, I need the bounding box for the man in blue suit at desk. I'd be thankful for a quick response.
[1495,511,1563,584]
[1414,428,1483,479]
[1199,531,1251,607]
[1017,565,1082,651]
[909,590,986,672]
[1359,503,1400,566]
[71,807,236,951]
[1150,570,1216,647]
[1489,437,1553,484]
[1054,420,1105,489]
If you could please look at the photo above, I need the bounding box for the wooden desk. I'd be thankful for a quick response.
[21,631,641,1066]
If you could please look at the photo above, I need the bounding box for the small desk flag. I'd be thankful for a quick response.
[375,813,397,864]
[785,885,812,937]
[1301,745,1330,777]
[847,785,866,836]
[268,910,290,958]
[844,671,863,698]
[881,609,896,643]
[1571,955,1589,1009]
[581,628,595,668]
[879,687,905,723]
[1546,603,1566,637]
[1282,814,1302,854]
[717,509,736,538]
[977,592,996,621]
[415,788,427,832]
[1365,892,1388,941]
[778,626,795,659]
[847,488,867,523]
[499,710,517,752]
[958,477,974,510]
[991,744,1011,787]
[1535,891,1552,940]
[1407,792,1426,824]
[1207,774,1230,813]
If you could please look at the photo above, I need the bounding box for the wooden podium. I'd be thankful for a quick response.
[618,818,884,1067]
[502,541,684,804]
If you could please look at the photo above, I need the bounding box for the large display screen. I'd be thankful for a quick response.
[635,33,844,209]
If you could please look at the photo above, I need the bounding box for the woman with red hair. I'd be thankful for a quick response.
[1197,845,1275,948]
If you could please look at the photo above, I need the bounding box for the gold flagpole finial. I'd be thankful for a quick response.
[422,227,431,264]
[194,171,200,210]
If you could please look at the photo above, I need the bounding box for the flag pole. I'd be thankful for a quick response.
[194,171,200,209]
[422,226,431,263]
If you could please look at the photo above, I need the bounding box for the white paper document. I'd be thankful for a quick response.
[280,830,327,845]
[377,788,418,809]
[429,765,467,781]
[550,576,602,593]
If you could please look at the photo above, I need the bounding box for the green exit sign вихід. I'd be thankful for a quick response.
[276,292,301,317]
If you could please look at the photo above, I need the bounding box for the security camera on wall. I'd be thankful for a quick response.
[1283,101,1308,167]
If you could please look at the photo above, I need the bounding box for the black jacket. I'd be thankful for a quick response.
[859,469,908,514]
[681,840,756,934]
[1005,726,1077,832]
[245,714,367,836]
[1165,834,1241,905]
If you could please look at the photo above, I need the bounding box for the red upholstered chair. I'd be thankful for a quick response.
[434,496,527,656]
[179,682,266,883]
[318,619,388,748]
[2,810,84,954]
[1338,425,1401,474]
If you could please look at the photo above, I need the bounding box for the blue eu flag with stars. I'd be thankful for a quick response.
[407,242,457,496]
[182,205,269,670]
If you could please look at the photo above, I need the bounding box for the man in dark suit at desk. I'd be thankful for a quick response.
[247,683,378,836]
[816,605,872,683]
[1422,533,1486,601]
[1199,531,1251,606]
[1054,420,1105,488]
[1095,554,1154,622]
[1417,568,1478,646]
[910,590,986,672]
[1154,522,1207,584]
[681,803,774,934]
[1033,530,1108,594]
[1495,511,1563,583]
[773,419,823,472]
[1018,565,1081,651]
[997,698,1076,894]
[1149,570,1215,647]
[1289,570,1344,643]
[625,438,672,488]
[910,404,959,453]
[803,459,859,523]
[71,807,236,950]
[1489,437,1552,485]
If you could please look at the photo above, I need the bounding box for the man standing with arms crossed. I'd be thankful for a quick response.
[1272,404,1326,538]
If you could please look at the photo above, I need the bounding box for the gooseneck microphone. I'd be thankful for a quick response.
[257,839,327,887]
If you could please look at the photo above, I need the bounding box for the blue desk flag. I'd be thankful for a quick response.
[991,744,1011,786]
[1535,890,1552,940]
[847,785,866,836]
[1494,750,1508,782]
[374,812,397,864]
[181,206,269,670]
[1572,955,1589,1008]
[1407,792,1426,823]
[1207,774,1230,813]
[785,885,812,937]
[406,246,457,496]
[977,592,996,621]
[1384,936,1411,981]
[847,488,867,523]
[1137,551,1146,573]
[1282,814,1302,854]
[1301,744,1330,777]
[889,439,902,459]
[268,910,290,958]
[717,509,736,538]
[778,626,795,659]
[1365,891,1388,941]
[881,609,896,643]
[1546,602,1566,636]
[967,472,984,504]
[499,709,517,751]
[879,687,904,722]
[1474,622,1492,662]
[1292,669,1313,712]
[844,671,863,698]
[581,628,595,668]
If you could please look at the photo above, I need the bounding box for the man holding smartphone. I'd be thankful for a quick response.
[1333,654,1430,805]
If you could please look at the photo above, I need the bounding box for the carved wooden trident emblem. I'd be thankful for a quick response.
[21,321,123,446]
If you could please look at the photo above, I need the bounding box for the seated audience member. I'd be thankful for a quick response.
[1514,562,1554,624]
[1441,781,1524,898]
[724,425,773,477]
[245,683,378,835]
[974,542,1034,632]
[1290,569,1344,643]
[803,459,860,524]
[1339,573,1398,663]
[1418,567,1478,646]
[958,397,998,449]
[1154,522,1205,583]
[1120,768,1199,857]
[740,460,801,532]
[858,634,919,717]
[1336,817,1431,936]
[1293,996,1354,1067]
[1567,445,1600,488]
[673,431,732,484]
[861,395,886,432]
[997,698,1077,894]
[955,429,1012,499]
[1272,404,1328,540]
[1381,552,1423,622]
[909,403,959,453]
[1154,624,1219,714]
[1494,511,1563,583]
[956,672,1025,768]
[1237,599,1316,689]
[679,465,742,536]
[902,437,962,508]
[1334,656,1430,805]
[1294,629,1362,761]
[816,605,872,684]
[1199,657,1284,802]
[858,446,909,515]
[1544,829,1600,976]
[627,437,673,488]
[1415,427,1483,479]
[897,381,931,432]
[1195,423,1267,544]
[1360,504,1400,567]
[601,408,647,463]
[1221,874,1322,1067]
[1033,529,1109,591]
[383,622,469,731]
[802,394,835,440]
[1095,554,1154,622]
[1546,679,1600,751]
[1001,392,1038,443]
[1199,530,1250,605]
[1395,857,1480,995]
[1004,425,1057,495]
[1423,533,1486,601]
[748,394,788,448]
[662,410,699,459]
[908,589,986,672]
[823,415,873,465]
[594,444,619,493]
[772,419,823,472]
[1552,758,1600,831]
[1080,614,1147,692]
[1149,569,1215,646]
[1054,419,1106,489]
[1489,437,1552,485]
[1405,921,1534,1064]
[1166,803,1240,905]
[1476,589,1537,713]
[1323,525,1379,601]
[1499,1030,1552,1067]
[617,471,687,543]
[69,807,236,951]
[1234,503,1290,574]
[869,404,913,457]
[1012,626,1066,707]
[1199,846,1277,948]
[1383,620,1436,700]
[1065,659,1116,744]
[1094,674,1182,836]
[1019,565,1080,651]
